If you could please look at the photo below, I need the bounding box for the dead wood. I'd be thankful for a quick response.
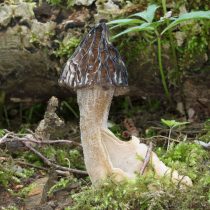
[0,130,87,175]
[140,142,153,175]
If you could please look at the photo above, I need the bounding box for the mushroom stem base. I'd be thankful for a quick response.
[77,86,192,187]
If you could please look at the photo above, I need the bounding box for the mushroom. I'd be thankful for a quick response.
[59,23,192,187]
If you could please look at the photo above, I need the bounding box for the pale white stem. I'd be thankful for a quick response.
[77,86,116,184]
[77,86,192,187]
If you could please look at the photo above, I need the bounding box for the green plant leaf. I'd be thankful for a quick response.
[161,119,190,128]
[161,11,210,34]
[112,23,155,39]
[107,19,143,26]
[0,129,5,137]
[130,4,159,23]
[107,19,144,30]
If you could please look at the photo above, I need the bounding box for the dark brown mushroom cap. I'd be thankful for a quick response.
[58,23,128,90]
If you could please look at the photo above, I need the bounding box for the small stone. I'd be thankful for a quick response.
[36,205,53,210]
[64,20,85,30]
[14,184,24,190]
[28,177,49,197]
[179,4,187,15]
[75,0,95,6]
[94,0,121,22]
[13,2,35,20]
[31,20,56,45]
[104,0,120,10]
[25,177,49,209]
[176,102,185,115]
[175,32,186,47]
[67,6,90,22]
[0,5,13,27]
[188,108,195,122]
[34,2,52,22]
[20,25,32,49]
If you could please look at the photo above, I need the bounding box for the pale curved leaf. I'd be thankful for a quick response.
[111,23,155,39]
[161,11,210,34]
[130,4,159,23]
[161,119,190,128]
[107,19,142,25]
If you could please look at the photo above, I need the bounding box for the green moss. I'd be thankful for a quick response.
[66,140,209,209]
[0,166,14,187]
[23,145,85,170]
[48,177,72,195]
[156,142,209,180]
[199,119,210,142]
[46,0,75,8]
[54,37,80,58]
[178,20,209,72]
[117,36,149,65]
[0,153,35,188]
[1,206,19,210]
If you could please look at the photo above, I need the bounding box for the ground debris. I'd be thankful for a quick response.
[25,177,49,209]
[195,140,210,150]
[123,118,139,138]
[35,96,64,140]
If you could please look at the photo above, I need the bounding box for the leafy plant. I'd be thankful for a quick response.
[0,154,36,188]
[29,33,41,44]
[47,0,75,8]
[15,168,35,179]
[69,175,172,210]
[23,145,85,170]
[0,129,5,137]
[67,138,209,209]
[47,0,61,5]
[9,183,36,198]
[48,177,71,195]
[108,121,124,139]
[161,119,189,149]
[156,142,208,180]
[0,167,14,187]
[161,119,189,128]
[54,37,80,58]
[68,165,210,209]
[108,4,210,101]
[1,206,19,210]
[199,118,210,142]
[68,149,85,169]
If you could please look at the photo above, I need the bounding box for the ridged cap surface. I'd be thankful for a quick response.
[59,23,128,90]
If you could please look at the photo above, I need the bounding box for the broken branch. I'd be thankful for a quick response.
[140,142,153,175]
[0,130,87,175]
[22,141,87,175]
[0,130,81,147]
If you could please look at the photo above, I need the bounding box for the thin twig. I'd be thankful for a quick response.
[141,135,180,143]
[3,129,26,136]
[140,142,153,175]
[1,130,86,175]
[35,139,81,146]
[1,131,81,147]
[16,161,81,177]
[0,133,10,144]
[16,161,47,171]
[24,137,81,147]
[55,170,71,176]
[167,126,175,151]
[23,142,51,165]
[22,141,87,175]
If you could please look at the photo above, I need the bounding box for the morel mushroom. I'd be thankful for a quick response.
[59,23,192,186]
